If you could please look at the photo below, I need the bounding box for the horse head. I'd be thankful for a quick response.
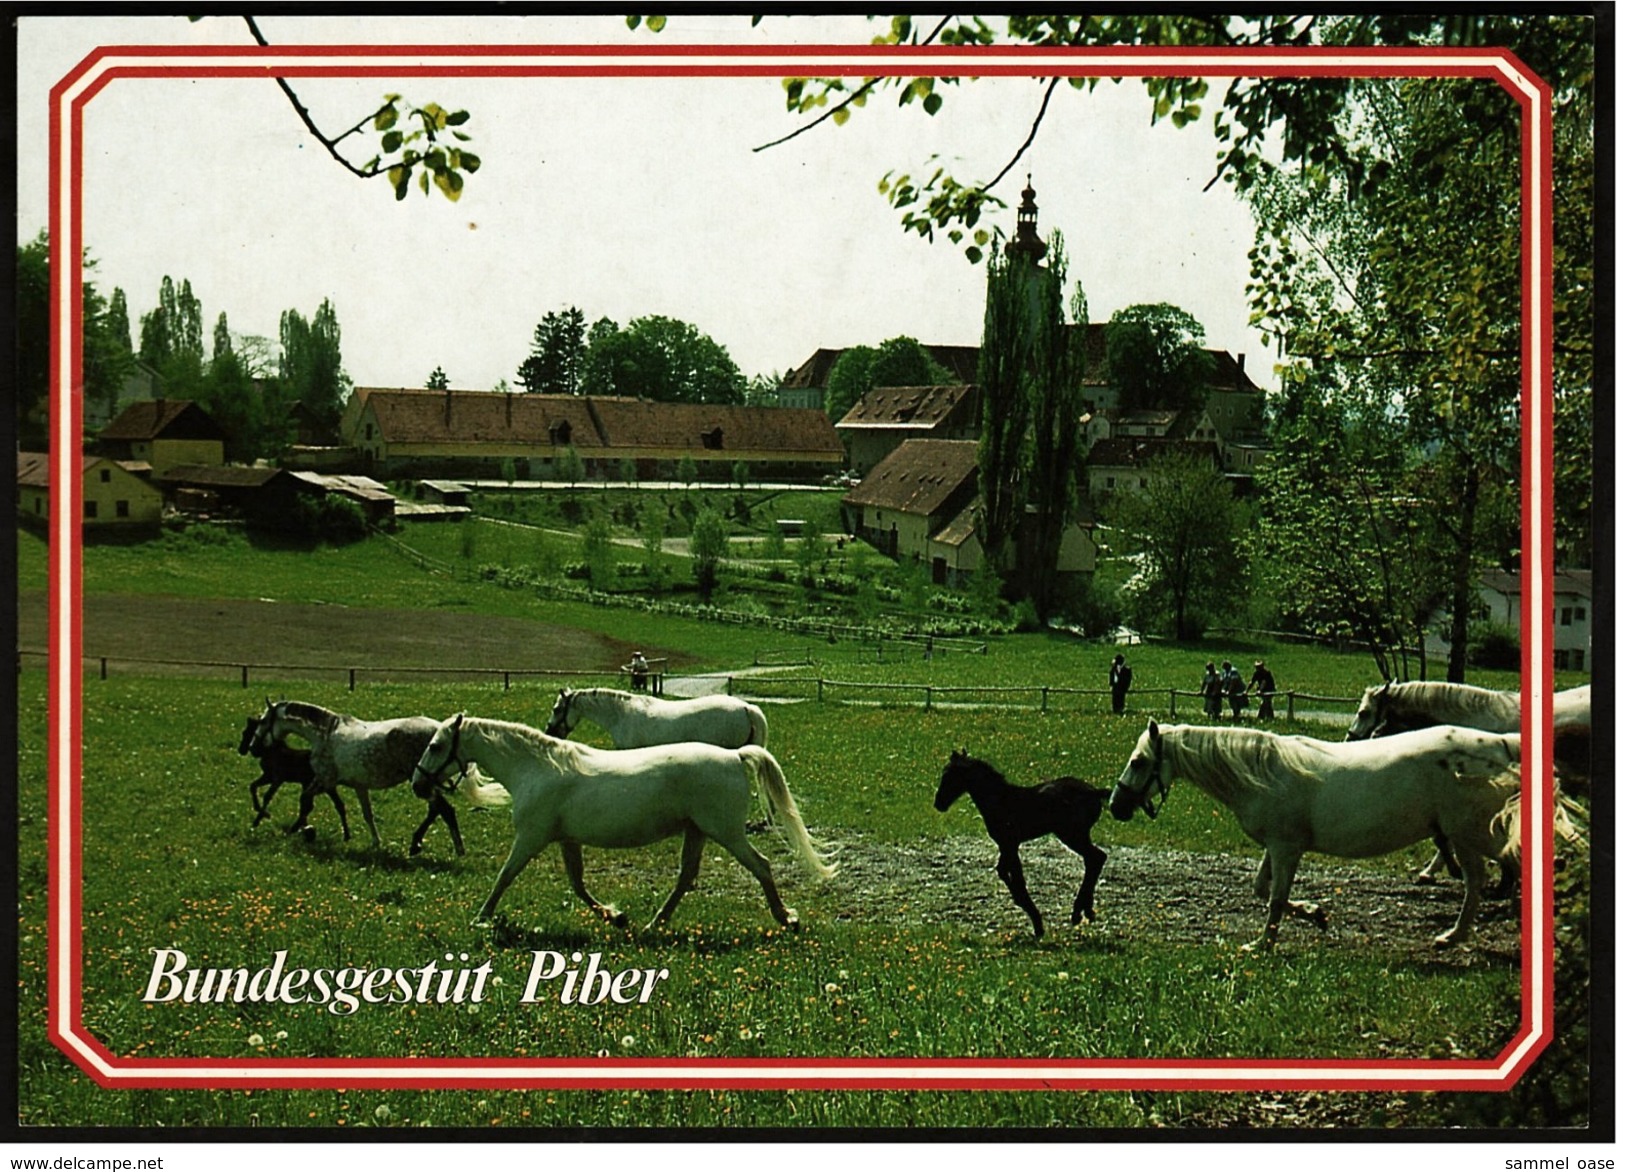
[1110,719,1170,821]
[237,715,260,757]
[249,698,281,755]
[933,748,977,812]
[1345,680,1393,740]
[544,689,576,739]
[412,713,469,799]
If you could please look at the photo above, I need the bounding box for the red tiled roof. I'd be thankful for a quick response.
[352,388,843,458]
[836,384,977,430]
[358,388,608,448]
[1085,437,1218,469]
[99,399,227,442]
[842,439,979,517]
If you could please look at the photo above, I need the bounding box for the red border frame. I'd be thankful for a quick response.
[45,41,1557,1092]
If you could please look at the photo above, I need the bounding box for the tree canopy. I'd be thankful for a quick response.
[824,335,953,422]
[1104,304,1217,414]
[579,315,746,404]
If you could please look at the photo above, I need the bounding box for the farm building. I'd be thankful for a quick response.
[835,383,981,477]
[841,439,981,561]
[340,387,843,480]
[17,451,163,535]
[841,438,1098,585]
[156,463,281,519]
[1083,437,1221,500]
[96,399,227,474]
[776,344,980,413]
[1461,569,1593,673]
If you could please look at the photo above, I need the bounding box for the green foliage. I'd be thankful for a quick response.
[425,365,449,390]
[1466,621,1520,672]
[553,444,585,486]
[458,516,478,560]
[279,299,349,433]
[1108,449,1246,641]
[689,508,728,600]
[516,307,586,395]
[579,315,746,404]
[1104,303,1216,413]
[582,516,615,591]
[823,335,952,422]
[367,95,480,203]
[676,453,699,487]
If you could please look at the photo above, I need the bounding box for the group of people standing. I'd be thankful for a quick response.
[1107,653,1276,721]
[1201,659,1275,721]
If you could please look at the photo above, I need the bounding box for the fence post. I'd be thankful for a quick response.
[241,664,248,689]
[818,679,824,703]
[925,686,932,711]
[101,657,108,681]
[1041,686,1049,713]
[727,676,734,697]
[503,671,510,692]
[1287,691,1296,721]
[1170,688,1177,718]
[349,668,357,692]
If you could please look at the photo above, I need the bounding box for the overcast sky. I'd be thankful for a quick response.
[18,14,1277,393]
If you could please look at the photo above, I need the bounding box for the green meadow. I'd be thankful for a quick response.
[15,527,1557,1130]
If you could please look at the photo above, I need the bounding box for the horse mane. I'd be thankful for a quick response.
[1164,726,1311,802]
[279,701,340,733]
[1386,682,1518,726]
[464,716,582,773]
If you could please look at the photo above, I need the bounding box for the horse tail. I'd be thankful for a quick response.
[454,765,512,809]
[745,702,769,748]
[1494,779,1585,860]
[739,746,837,880]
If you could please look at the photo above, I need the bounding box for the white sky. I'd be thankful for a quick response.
[17,14,1278,391]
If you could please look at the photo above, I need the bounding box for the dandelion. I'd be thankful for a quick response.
[1056,971,1070,981]
[982,993,996,1006]
[620,1035,636,1050]
[246,1033,265,1047]
[374,1105,392,1123]
[824,983,840,994]
[274,1030,288,1041]
[738,1027,753,1041]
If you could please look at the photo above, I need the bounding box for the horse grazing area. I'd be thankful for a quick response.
[14,530,1566,1131]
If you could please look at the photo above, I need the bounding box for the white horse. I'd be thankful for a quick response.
[1345,681,1520,740]
[412,714,835,930]
[1346,681,1591,883]
[1109,719,1521,951]
[251,700,474,855]
[544,687,769,750]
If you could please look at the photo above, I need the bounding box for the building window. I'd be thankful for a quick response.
[100,468,111,483]
[365,424,374,441]
[116,500,129,518]
[1560,607,1573,626]
[34,499,43,514]
[1575,607,1587,622]
[84,500,98,519]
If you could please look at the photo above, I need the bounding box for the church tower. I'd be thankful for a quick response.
[1004,175,1048,266]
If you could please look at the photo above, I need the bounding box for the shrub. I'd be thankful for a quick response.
[1467,621,1520,671]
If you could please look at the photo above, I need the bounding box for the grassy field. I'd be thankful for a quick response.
[15,525,1574,1130]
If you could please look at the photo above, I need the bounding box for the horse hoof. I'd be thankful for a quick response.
[301,826,316,843]
[610,911,629,929]
[1414,872,1437,886]
[783,910,800,932]
[1433,933,1462,949]
[408,843,423,857]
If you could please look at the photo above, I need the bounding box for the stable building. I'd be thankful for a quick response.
[18,452,164,535]
[341,386,843,480]
[835,383,981,477]
[97,399,227,475]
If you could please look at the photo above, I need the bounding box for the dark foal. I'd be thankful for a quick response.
[934,749,1109,938]
[236,716,351,840]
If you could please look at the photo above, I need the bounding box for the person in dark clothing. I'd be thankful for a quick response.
[1222,660,1248,720]
[1201,662,1223,720]
[1250,660,1277,721]
[1109,653,1133,715]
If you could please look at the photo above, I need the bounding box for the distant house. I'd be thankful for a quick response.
[1083,437,1220,499]
[841,439,981,561]
[842,439,1096,586]
[835,383,981,476]
[18,451,163,533]
[777,344,981,413]
[1422,569,1592,673]
[341,387,843,480]
[1481,569,1593,673]
[97,399,226,474]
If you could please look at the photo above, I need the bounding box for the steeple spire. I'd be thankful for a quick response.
[1005,174,1048,265]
